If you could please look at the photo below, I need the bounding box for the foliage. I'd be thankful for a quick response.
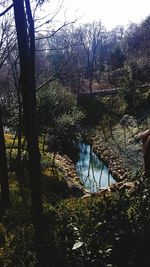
[52,180,150,266]
[37,82,77,125]
[119,67,150,115]
[78,93,126,128]
[107,46,126,71]
[78,95,106,126]
[1,161,150,267]
[1,3,150,267]
[0,178,36,267]
[37,82,85,152]
[0,223,36,267]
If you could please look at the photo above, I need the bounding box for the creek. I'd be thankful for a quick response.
[76,142,116,193]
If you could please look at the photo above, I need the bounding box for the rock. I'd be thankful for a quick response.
[91,188,111,197]
[122,172,128,179]
[119,181,139,191]
[111,181,139,192]
[120,114,137,128]
[81,193,91,199]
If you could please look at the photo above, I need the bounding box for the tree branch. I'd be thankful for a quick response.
[36,55,72,91]
[35,45,69,52]
[0,3,13,17]
[35,20,77,41]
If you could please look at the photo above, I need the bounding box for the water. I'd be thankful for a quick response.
[76,142,116,193]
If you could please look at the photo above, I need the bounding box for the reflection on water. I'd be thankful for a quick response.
[76,143,116,192]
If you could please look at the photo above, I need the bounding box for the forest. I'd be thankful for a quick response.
[1,0,150,266]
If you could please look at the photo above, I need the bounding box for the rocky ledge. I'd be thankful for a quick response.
[55,153,87,197]
[86,134,128,182]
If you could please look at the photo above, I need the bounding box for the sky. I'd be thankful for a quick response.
[44,0,150,30]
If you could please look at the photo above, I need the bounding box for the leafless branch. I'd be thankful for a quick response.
[35,20,76,41]
[35,44,69,52]
[0,44,16,69]
[36,55,72,91]
[35,0,64,30]
[0,3,13,17]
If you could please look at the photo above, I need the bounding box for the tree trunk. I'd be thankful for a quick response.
[16,90,24,199]
[13,0,44,264]
[0,110,11,210]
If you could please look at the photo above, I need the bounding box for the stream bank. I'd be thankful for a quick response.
[55,153,87,197]
[85,133,129,182]
[84,114,147,184]
[54,141,137,198]
[53,113,146,197]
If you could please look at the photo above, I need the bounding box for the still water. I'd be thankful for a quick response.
[76,143,116,193]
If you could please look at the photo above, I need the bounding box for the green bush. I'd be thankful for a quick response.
[1,172,150,267]
[52,181,150,267]
[0,224,36,267]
